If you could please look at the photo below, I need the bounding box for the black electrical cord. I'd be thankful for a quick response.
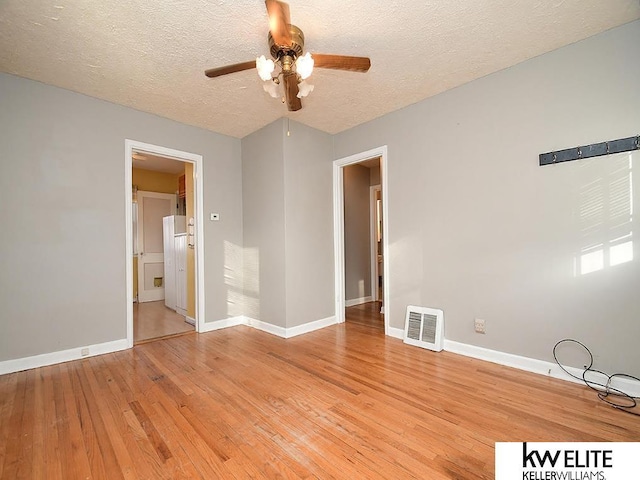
[553,339,640,417]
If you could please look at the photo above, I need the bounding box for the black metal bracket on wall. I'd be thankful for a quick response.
[539,135,640,166]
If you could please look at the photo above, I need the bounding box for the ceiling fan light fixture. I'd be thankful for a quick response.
[263,80,280,98]
[295,52,314,80]
[296,80,314,98]
[256,55,275,81]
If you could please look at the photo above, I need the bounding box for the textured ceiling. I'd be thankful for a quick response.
[1,1,639,139]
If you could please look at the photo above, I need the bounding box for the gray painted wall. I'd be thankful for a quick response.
[344,164,372,302]
[241,120,287,327]
[0,73,243,362]
[333,20,640,375]
[283,121,334,328]
[241,119,334,329]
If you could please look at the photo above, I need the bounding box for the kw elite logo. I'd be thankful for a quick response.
[495,442,639,480]
[522,443,611,480]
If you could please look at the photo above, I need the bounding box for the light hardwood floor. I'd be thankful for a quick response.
[134,300,194,344]
[345,301,385,331]
[1,304,638,479]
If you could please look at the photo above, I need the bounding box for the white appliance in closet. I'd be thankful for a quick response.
[163,215,187,316]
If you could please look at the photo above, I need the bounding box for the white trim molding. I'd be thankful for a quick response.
[345,296,373,307]
[387,326,405,340]
[443,340,640,398]
[199,315,338,339]
[125,139,206,349]
[285,316,337,338]
[333,146,390,335]
[0,339,129,376]
[245,317,288,338]
[244,315,338,339]
[199,316,246,333]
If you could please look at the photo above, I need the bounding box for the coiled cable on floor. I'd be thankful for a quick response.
[553,339,640,416]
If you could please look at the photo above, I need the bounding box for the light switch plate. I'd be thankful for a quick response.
[210,213,220,221]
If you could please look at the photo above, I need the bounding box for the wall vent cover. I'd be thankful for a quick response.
[403,305,444,352]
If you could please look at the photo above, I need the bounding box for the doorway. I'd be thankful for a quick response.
[342,160,382,310]
[125,140,205,348]
[333,146,390,334]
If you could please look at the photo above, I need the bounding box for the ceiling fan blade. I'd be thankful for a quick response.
[283,72,302,111]
[312,54,371,73]
[205,61,255,78]
[265,0,292,47]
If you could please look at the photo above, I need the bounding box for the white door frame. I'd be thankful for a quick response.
[370,184,381,302]
[125,139,205,348]
[333,146,390,334]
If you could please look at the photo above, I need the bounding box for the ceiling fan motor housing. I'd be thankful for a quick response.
[269,24,305,60]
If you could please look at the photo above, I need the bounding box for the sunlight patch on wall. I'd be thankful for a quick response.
[243,247,260,319]
[226,240,261,319]
[579,246,604,275]
[574,152,635,276]
[610,238,633,266]
[224,240,252,318]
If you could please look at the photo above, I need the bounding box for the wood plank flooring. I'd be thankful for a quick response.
[345,301,385,331]
[1,304,638,479]
[134,300,194,344]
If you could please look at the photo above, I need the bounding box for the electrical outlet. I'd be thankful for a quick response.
[474,318,486,334]
[81,348,90,357]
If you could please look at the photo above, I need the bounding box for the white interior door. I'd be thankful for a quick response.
[137,191,176,303]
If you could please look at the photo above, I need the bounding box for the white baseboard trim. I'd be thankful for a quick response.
[285,315,337,338]
[0,338,129,376]
[444,340,640,397]
[199,316,246,333]
[386,326,404,340]
[245,316,288,338]
[201,314,338,339]
[184,316,196,326]
[345,296,373,307]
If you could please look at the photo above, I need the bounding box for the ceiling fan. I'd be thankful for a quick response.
[204,0,371,112]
